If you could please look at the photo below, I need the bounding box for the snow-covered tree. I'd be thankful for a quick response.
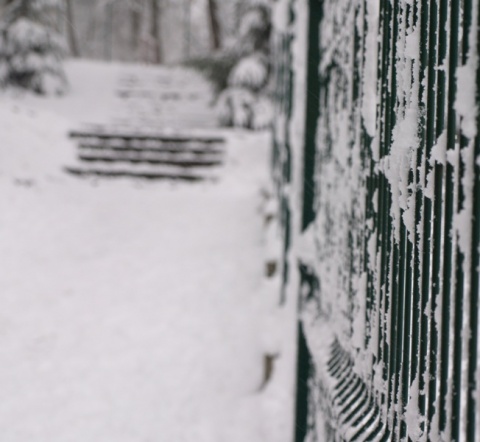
[215,1,273,130]
[236,1,271,54]
[0,0,68,94]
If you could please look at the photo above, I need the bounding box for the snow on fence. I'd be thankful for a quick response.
[271,0,480,441]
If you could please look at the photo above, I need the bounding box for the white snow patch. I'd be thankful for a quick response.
[0,60,287,441]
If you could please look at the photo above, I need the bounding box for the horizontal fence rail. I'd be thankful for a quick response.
[271,0,480,441]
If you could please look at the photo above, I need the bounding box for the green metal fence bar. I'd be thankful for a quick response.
[270,0,480,440]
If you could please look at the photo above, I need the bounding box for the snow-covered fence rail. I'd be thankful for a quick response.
[271,0,480,441]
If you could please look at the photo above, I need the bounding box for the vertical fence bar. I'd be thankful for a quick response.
[440,0,460,438]
[426,0,448,436]
[467,1,480,434]
[417,0,439,436]
[302,0,321,231]
[272,0,480,439]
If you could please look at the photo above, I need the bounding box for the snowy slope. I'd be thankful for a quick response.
[0,61,293,441]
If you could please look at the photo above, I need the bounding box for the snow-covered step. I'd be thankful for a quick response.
[77,148,223,167]
[64,162,212,182]
[69,130,224,142]
[66,129,226,181]
[78,143,224,156]
[69,130,224,147]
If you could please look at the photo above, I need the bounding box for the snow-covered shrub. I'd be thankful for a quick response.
[215,2,272,130]
[228,52,269,92]
[251,94,273,130]
[216,87,273,130]
[237,2,271,54]
[0,0,68,94]
[186,1,273,130]
[216,87,256,128]
[185,51,238,94]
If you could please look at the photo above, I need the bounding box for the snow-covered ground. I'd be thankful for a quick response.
[0,59,217,131]
[0,61,294,441]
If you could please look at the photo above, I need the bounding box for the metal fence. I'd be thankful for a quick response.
[271,0,480,441]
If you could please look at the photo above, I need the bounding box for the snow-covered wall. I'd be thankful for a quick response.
[271,0,480,441]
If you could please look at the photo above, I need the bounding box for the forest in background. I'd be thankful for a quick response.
[0,0,274,129]
[0,0,240,65]
[60,0,240,64]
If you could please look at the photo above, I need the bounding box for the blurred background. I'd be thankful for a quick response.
[0,0,274,130]
[57,0,239,64]
[0,1,293,441]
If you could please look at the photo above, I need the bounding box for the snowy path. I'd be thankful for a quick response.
[0,128,274,441]
[0,61,295,441]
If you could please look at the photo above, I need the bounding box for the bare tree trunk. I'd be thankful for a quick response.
[104,1,114,60]
[65,0,80,57]
[206,0,221,50]
[150,0,162,63]
[183,0,190,60]
[130,5,141,56]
